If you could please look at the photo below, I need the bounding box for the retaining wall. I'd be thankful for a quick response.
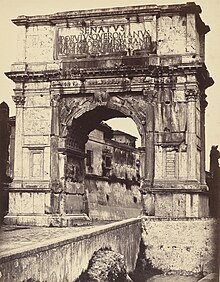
[0,218,141,282]
[142,217,217,274]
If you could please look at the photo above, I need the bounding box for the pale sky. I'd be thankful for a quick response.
[0,0,219,170]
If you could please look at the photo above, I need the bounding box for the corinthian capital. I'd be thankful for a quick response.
[50,81,62,106]
[51,93,61,107]
[185,88,199,101]
[12,95,26,107]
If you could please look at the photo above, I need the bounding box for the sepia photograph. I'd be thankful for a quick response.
[0,0,219,281]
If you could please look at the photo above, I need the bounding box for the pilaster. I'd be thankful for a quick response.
[200,91,208,185]
[50,82,62,192]
[185,86,198,182]
[12,87,26,185]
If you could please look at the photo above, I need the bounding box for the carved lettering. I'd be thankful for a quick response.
[58,23,154,56]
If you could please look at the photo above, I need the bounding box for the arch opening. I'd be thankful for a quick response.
[65,105,143,221]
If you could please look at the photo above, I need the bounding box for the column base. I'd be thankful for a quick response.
[3,214,91,227]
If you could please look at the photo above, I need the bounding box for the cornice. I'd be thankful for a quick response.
[5,70,60,83]
[12,3,206,31]
[5,63,213,86]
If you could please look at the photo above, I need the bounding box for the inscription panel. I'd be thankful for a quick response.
[57,18,156,58]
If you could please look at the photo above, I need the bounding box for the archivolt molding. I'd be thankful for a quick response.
[55,72,181,148]
[59,93,146,145]
[57,72,181,144]
[108,95,146,141]
[59,96,93,137]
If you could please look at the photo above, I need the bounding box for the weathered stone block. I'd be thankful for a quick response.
[173,194,186,217]
[179,152,188,179]
[66,181,84,194]
[26,25,55,62]
[16,26,26,61]
[43,147,50,180]
[157,15,186,55]
[51,193,61,214]
[155,194,173,217]
[143,194,155,216]
[20,192,34,214]
[33,193,45,214]
[24,108,51,135]
[44,192,51,214]
[26,63,47,72]
[24,82,50,90]
[11,63,26,72]
[23,135,49,145]
[24,95,51,108]
[65,194,85,214]
[155,148,163,179]
[186,14,198,54]
[142,218,217,275]
[8,192,21,214]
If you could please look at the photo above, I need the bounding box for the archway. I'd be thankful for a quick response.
[63,104,145,220]
[4,2,213,226]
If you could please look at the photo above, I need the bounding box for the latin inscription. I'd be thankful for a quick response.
[58,24,153,56]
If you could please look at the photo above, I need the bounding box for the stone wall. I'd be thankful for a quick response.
[143,192,210,218]
[142,217,217,275]
[0,102,10,223]
[5,2,213,224]
[0,218,141,282]
[84,124,141,221]
[0,217,217,281]
[85,176,142,220]
[0,102,10,182]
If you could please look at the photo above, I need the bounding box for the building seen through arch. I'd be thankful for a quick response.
[6,116,142,221]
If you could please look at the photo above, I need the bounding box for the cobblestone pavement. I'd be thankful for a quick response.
[0,223,106,256]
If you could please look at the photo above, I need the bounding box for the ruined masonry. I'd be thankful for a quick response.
[5,2,213,226]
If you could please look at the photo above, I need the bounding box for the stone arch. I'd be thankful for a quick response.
[57,93,147,220]
[76,248,131,282]
[5,2,213,226]
[61,95,146,147]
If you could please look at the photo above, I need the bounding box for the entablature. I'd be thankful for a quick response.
[5,62,213,92]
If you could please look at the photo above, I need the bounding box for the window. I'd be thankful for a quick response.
[86,150,93,167]
[105,156,112,168]
[102,150,112,177]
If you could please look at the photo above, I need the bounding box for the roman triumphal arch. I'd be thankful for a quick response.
[5,3,213,226]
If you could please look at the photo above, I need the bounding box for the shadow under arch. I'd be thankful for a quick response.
[61,95,146,147]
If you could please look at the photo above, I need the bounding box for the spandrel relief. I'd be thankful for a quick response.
[65,156,85,194]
